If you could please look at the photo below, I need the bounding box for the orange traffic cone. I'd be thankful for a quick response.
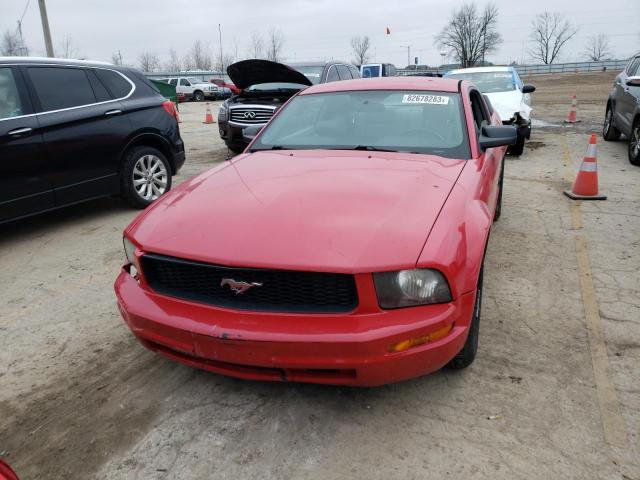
[566,95,578,123]
[203,103,215,124]
[564,134,606,200]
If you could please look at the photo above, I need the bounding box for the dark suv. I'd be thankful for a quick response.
[218,60,360,152]
[604,52,640,164]
[0,57,185,224]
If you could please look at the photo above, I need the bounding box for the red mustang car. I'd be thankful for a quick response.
[115,77,515,386]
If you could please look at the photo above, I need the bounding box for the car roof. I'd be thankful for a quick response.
[288,61,350,67]
[447,66,512,74]
[300,77,461,94]
[0,56,113,68]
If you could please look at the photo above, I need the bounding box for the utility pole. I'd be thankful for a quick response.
[218,24,223,72]
[38,0,54,57]
[400,45,412,68]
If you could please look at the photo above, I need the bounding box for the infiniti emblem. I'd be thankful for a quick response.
[243,111,256,119]
[220,278,263,294]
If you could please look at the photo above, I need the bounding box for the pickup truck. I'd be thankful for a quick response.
[159,77,219,101]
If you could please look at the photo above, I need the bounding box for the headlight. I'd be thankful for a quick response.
[218,104,228,121]
[373,269,452,309]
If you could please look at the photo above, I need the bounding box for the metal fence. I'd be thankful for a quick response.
[146,71,228,82]
[396,59,630,77]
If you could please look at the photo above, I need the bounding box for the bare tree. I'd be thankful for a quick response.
[111,51,123,65]
[351,35,371,66]
[266,28,284,62]
[1,29,27,56]
[138,51,160,72]
[435,2,501,68]
[247,31,263,59]
[529,12,578,64]
[58,35,80,59]
[584,33,611,61]
[184,39,212,70]
[215,52,236,72]
[165,48,182,71]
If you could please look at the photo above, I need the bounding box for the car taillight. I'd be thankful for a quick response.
[162,100,181,123]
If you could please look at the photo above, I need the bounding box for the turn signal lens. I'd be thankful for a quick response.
[388,324,453,353]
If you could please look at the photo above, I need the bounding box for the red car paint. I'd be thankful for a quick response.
[115,77,507,386]
[0,460,19,480]
[210,78,241,94]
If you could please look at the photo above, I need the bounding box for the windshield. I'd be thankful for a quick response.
[246,82,307,92]
[251,90,469,158]
[186,77,202,84]
[294,66,324,84]
[362,65,381,78]
[445,71,515,93]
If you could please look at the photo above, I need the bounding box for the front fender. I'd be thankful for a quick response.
[416,182,492,299]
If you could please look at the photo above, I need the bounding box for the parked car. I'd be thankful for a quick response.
[361,63,397,78]
[604,51,640,165]
[0,57,184,223]
[115,76,516,387]
[218,59,361,152]
[159,77,218,101]
[444,66,535,155]
[210,77,240,95]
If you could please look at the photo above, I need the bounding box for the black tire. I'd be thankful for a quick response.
[448,264,483,369]
[508,134,525,156]
[629,119,640,166]
[494,160,504,221]
[603,104,621,141]
[121,146,172,209]
[193,91,204,102]
[225,141,246,154]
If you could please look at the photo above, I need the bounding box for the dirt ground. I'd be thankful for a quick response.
[1,73,639,480]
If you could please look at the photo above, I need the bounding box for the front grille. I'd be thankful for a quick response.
[229,107,275,124]
[140,254,358,313]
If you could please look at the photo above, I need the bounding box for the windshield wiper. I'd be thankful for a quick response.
[352,145,399,152]
[249,145,284,152]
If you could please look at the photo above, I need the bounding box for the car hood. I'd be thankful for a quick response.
[227,59,313,89]
[128,151,466,273]
[484,90,531,122]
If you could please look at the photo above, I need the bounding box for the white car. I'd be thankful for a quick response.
[160,77,219,102]
[445,66,535,155]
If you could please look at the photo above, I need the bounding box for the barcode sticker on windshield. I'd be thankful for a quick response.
[402,94,449,105]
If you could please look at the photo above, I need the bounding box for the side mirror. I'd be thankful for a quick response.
[626,76,640,87]
[242,125,264,142]
[479,125,517,149]
[522,84,536,94]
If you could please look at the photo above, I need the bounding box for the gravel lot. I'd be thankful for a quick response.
[1,74,639,479]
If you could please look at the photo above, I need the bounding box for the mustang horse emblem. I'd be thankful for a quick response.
[220,278,263,294]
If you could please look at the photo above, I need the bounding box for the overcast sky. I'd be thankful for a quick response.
[2,0,639,69]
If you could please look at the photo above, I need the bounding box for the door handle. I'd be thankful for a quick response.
[104,109,122,116]
[7,127,33,137]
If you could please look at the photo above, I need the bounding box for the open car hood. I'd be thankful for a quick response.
[227,59,313,89]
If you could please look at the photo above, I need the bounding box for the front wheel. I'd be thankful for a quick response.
[603,104,621,141]
[448,264,483,369]
[193,91,204,102]
[121,146,172,209]
[629,120,640,166]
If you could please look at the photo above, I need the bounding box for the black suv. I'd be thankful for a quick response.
[218,60,360,152]
[0,57,185,224]
[604,52,640,164]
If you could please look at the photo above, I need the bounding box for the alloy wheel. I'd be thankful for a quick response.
[132,154,168,201]
[604,108,612,135]
[632,125,640,159]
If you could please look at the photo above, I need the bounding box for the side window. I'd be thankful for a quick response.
[336,65,351,80]
[169,78,178,86]
[180,78,191,86]
[626,57,640,76]
[86,70,112,102]
[326,66,339,83]
[469,90,490,132]
[94,69,133,98]
[631,57,640,76]
[0,68,25,120]
[349,65,361,79]
[28,67,96,111]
